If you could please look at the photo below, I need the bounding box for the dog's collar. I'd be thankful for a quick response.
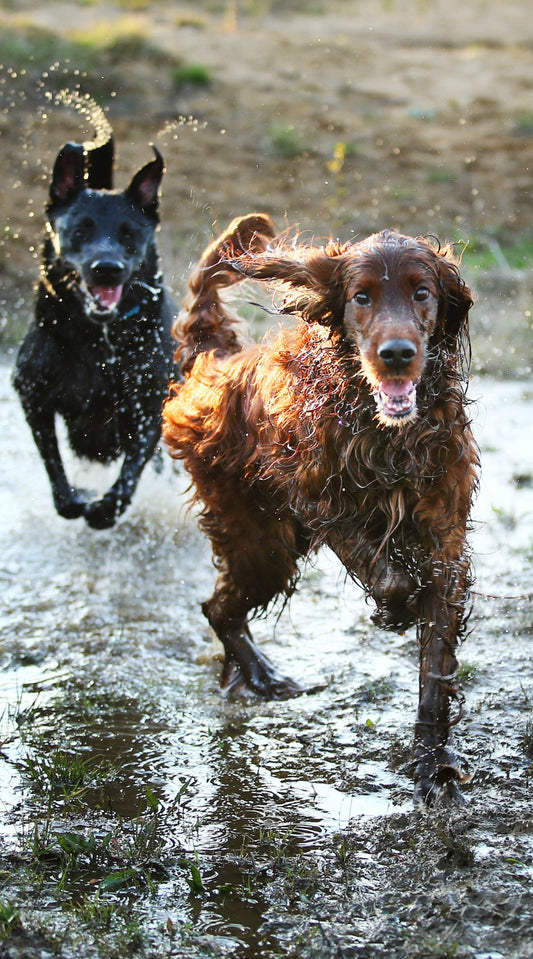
[122,304,141,320]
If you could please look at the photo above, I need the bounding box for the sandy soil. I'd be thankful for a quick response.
[1,0,532,374]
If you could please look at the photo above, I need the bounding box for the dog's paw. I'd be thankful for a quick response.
[84,494,120,529]
[54,488,88,520]
[370,568,418,632]
[221,657,304,701]
[413,750,468,806]
[371,606,416,633]
[413,770,466,807]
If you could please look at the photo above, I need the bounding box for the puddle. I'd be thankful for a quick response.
[1,357,533,957]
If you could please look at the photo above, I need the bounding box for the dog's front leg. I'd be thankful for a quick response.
[413,563,469,805]
[24,410,86,519]
[329,535,418,631]
[84,430,160,530]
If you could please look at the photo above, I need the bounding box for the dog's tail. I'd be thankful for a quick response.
[174,213,276,375]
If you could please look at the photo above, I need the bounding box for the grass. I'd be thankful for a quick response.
[461,234,533,271]
[268,124,309,159]
[357,676,395,702]
[0,19,175,77]
[172,63,212,89]
[0,24,94,73]
[0,903,20,941]
[18,749,116,801]
[427,165,458,184]
[18,782,172,895]
[456,661,480,684]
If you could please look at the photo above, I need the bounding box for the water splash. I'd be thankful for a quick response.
[45,88,112,151]
[155,114,207,145]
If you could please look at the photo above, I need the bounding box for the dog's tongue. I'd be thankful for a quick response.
[90,285,124,310]
[377,379,417,418]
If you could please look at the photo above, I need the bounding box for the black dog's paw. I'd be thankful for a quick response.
[413,771,465,807]
[54,487,88,520]
[84,493,121,530]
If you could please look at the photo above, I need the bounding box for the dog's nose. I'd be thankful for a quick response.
[378,338,417,371]
[90,260,125,283]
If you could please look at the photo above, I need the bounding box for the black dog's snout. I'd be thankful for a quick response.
[378,338,417,371]
[90,260,125,284]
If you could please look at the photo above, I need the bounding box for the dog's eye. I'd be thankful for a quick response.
[71,219,93,247]
[353,291,371,307]
[119,223,137,252]
[414,286,430,302]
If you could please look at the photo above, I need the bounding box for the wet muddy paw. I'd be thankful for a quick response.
[413,763,466,807]
[84,493,120,529]
[371,568,418,632]
[371,606,417,633]
[55,487,88,520]
[221,658,304,701]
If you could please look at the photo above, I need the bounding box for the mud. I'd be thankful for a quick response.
[0,369,532,958]
[1,1,533,956]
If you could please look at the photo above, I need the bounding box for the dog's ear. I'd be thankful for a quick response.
[192,214,277,292]
[229,241,348,330]
[125,145,164,220]
[86,136,114,190]
[436,249,474,341]
[49,142,86,206]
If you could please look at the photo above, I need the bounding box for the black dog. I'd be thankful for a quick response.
[13,136,175,529]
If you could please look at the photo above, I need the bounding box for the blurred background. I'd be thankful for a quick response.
[1,0,532,375]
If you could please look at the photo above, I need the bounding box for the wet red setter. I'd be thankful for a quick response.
[163,214,479,804]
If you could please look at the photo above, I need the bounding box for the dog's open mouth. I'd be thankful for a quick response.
[87,284,124,317]
[374,379,418,425]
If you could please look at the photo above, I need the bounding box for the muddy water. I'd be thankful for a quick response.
[1,354,533,958]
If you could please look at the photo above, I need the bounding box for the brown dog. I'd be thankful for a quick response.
[163,214,479,803]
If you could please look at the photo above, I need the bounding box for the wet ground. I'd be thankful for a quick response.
[0,349,532,958]
[1,1,533,953]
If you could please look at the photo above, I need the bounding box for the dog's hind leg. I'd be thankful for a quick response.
[200,504,307,699]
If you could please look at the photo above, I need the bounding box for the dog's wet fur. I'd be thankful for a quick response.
[13,136,175,529]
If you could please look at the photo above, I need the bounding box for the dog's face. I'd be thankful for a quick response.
[341,233,445,428]
[50,192,158,319]
[47,143,164,321]
[226,225,473,430]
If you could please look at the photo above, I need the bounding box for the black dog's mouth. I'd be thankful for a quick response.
[86,284,125,317]
[373,378,418,426]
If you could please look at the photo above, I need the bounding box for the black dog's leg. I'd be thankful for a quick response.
[24,410,86,519]
[84,430,160,529]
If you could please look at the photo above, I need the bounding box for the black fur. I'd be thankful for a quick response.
[13,137,176,529]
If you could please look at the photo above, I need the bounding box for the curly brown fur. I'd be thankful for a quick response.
[164,215,480,805]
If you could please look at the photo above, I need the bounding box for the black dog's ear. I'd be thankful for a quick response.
[49,142,86,205]
[86,136,114,190]
[125,145,164,221]
[436,250,474,341]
